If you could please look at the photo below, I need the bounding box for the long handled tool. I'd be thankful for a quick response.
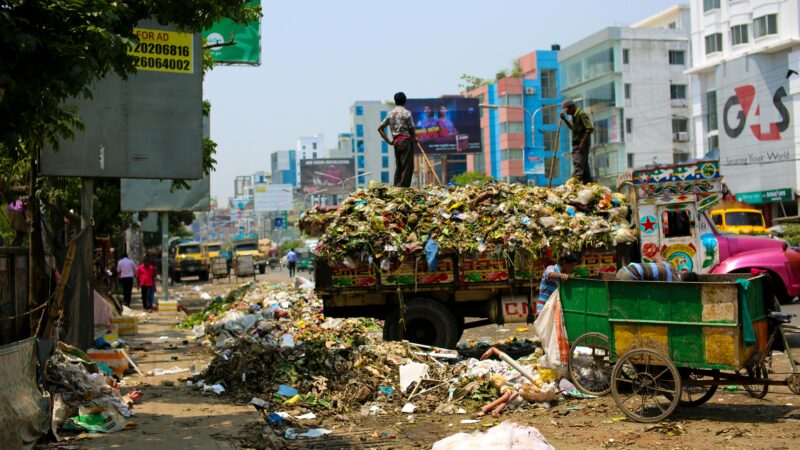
[416,141,443,186]
[547,118,564,188]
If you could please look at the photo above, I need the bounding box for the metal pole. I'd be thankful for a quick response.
[81,178,94,335]
[161,212,169,302]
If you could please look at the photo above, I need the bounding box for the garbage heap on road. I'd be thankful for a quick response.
[185,283,599,422]
[298,179,635,264]
[45,342,139,434]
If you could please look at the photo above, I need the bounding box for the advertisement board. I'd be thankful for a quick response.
[300,158,355,194]
[524,148,545,175]
[120,175,210,212]
[41,20,203,179]
[254,183,293,212]
[202,0,261,65]
[716,53,796,195]
[406,97,482,154]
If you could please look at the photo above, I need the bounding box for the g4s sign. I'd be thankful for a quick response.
[723,85,790,141]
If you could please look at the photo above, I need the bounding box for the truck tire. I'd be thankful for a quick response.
[258,264,266,275]
[383,298,460,349]
[173,272,181,283]
[199,271,209,282]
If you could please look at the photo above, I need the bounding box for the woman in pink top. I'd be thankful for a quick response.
[136,259,157,312]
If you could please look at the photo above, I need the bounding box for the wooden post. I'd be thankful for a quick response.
[548,119,563,188]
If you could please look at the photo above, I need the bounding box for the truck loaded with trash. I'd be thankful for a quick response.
[300,158,800,349]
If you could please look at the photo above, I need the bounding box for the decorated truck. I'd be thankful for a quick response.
[315,159,800,348]
[173,241,209,282]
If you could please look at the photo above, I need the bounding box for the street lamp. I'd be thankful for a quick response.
[303,188,329,206]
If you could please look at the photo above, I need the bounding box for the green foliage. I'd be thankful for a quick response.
[458,74,485,91]
[777,224,800,246]
[510,58,523,78]
[495,69,508,81]
[279,240,305,253]
[452,171,492,187]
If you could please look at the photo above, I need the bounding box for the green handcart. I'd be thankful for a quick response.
[562,274,800,422]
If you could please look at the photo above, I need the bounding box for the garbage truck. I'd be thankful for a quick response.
[233,237,267,274]
[314,159,800,348]
[174,241,209,282]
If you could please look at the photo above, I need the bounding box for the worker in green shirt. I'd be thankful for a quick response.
[560,99,594,184]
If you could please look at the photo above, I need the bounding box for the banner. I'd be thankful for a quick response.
[300,158,355,195]
[524,148,545,175]
[202,0,261,65]
[407,97,482,154]
[254,183,293,212]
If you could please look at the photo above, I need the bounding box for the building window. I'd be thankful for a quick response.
[313,142,317,150]
[381,141,389,153]
[668,50,685,65]
[708,135,719,153]
[622,48,629,64]
[381,171,390,184]
[382,156,389,168]
[356,140,364,153]
[668,21,677,29]
[540,69,558,98]
[544,157,560,178]
[672,118,689,141]
[673,152,690,164]
[670,84,687,100]
[731,24,749,45]
[706,91,718,132]
[357,155,365,169]
[703,0,720,12]
[358,175,365,184]
[627,153,634,169]
[542,130,557,151]
[705,33,723,54]
[542,104,559,125]
[754,14,778,38]
[624,83,631,99]
[356,124,364,137]
[500,122,525,133]
[626,118,633,134]
[499,94,523,106]
[500,148,523,161]
[355,106,364,116]
[312,152,317,159]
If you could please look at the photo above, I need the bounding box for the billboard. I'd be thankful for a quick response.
[42,20,203,179]
[254,183,293,212]
[717,52,796,195]
[202,1,261,65]
[120,175,210,212]
[300,158,355,195]
[406,97,482,154]
[524,148,545,175]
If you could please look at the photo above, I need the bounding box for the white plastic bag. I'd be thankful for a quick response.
[432,421,554,450]
[533,290,569,368]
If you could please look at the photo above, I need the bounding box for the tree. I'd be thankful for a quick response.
[452,171,492,187]
[0,1,261,337]
[458,74,486,92]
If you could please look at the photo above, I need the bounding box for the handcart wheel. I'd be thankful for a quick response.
[568,332,612,396]
[664,369,719,407]
[787,374,800,395]
[743,362,769,399]
[611,348,681,423]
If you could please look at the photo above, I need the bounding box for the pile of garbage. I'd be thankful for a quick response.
[299,180,635,264]
[45,342,139,434]
[186,282,597,423]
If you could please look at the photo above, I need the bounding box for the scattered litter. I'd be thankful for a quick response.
[401,403,416,413]
[460,419,480,424]
[276,385,298,397]
[147,367,190,376]
[284,428,332,440]
[433,421,555,449]
[203,384,225,395]
[295,412,317,420]
[399,362,429,393]
[251,397,270,409]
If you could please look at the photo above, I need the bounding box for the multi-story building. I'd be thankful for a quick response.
[687,0,799,220]
[466,48,571,185]
[233,175,253,200]
[270,149,297,186]
[329,133,354,159]
[295,134,326,186]
[559,5,692,187]
[349,101,392,187]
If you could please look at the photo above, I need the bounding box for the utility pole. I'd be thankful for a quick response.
[161,212,169,303]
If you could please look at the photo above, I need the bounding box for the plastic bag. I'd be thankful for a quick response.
[533,290,569,367]
[432,421,554,450]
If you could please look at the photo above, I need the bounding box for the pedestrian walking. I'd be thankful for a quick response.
[378,91,417,187]
[560,99,594,184]
[536,253,580,315]
[116,253,137,307]
[286,248,297,278]
[136,258,157,312]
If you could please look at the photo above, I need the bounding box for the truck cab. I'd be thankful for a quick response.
[622,159,800,303]
[202,241,223,260]
[174,241,209,282]
[710,207,769,235]
[233,238,267,274]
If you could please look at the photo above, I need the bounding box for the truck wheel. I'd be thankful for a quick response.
[173,272,181,283]
[259,265,266,275]
[199,271,209,282]
[383,298,460,349]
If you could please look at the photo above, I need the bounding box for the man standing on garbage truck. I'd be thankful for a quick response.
[378,91,417,187]
[560,99,594,184]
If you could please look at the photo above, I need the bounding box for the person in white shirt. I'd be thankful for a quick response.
[116,253,137,307]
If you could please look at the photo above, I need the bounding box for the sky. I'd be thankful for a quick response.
[204,0,683,201]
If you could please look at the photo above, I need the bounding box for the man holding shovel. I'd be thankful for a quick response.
[378,91,417,187]
[560,99,594,184]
